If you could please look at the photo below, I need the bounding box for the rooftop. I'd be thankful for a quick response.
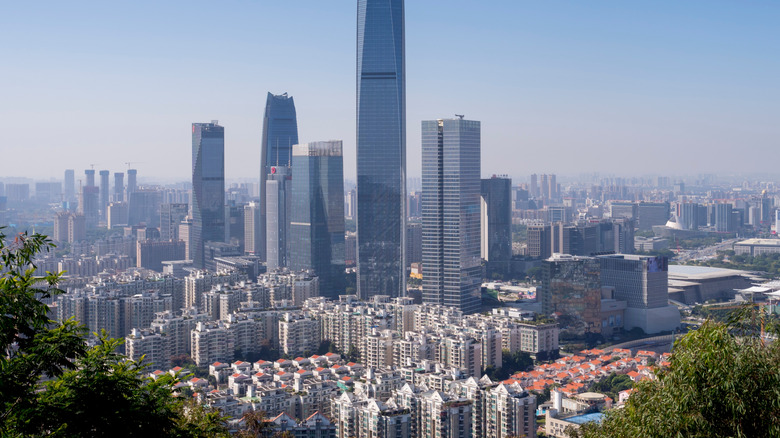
[565,412,605,425]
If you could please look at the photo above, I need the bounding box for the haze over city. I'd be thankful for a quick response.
[3,1,778,181]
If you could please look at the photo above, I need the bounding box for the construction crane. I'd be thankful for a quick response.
[124,161,145,169]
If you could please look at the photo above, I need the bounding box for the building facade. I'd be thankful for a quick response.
[356,0,407,300]
[422,118,482,314]
[192,121,226,269]
[260,92,299,263]
[289,141,346,299]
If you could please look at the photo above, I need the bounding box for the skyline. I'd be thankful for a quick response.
[2,1,779,181]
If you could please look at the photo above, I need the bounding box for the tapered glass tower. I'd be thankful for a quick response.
[192,121,225,269]
[260,92,298,261]
[356,0,406,299]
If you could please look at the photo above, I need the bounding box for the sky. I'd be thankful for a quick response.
[2,1,779,184]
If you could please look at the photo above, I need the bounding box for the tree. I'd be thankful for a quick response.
[0,230,229,437]
[575,311,780,438]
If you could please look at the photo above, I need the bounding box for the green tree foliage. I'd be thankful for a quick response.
[575,313,780,438]
[588,373,633,401]
[0,230,229,437]
[485,349,534,381]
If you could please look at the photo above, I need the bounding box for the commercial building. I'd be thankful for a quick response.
[99,170,110,219]
[734,238,780,256]
[192,121,225,269]
[667,265,755,304]
[243,202,261,256]
[266,165,292,270]
[598,255,680,334]
[64,169,75,204]
[160,203,188,241]
[356,0,407,299]
[638,202,670,231]
[422,118,482,314]
[114,172,124,202]
[539,255,603,337]
[260,92,299,263]
[79,185,99,228]
[481,176,512,275]
[289,141,346,299]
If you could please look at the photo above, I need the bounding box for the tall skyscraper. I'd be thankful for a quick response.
[79,186,99,228]
[530,174,538,198]
[243,202,261,256]
[127,169,137,198]
[421,118,481,314]
[260,92,299,263]
[114,172,125,202]
[64,169,75,204]
[192,121,226,269]
[160,203,188,241]
[266,166,292,270]
[85,169,95,187]
[99,170,110,220]
[481,176,512,275]
[356,0,406,299]
[289,141,346,299]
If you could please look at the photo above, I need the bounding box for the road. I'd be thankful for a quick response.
[674,238,739,263]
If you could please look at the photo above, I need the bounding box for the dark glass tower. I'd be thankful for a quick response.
[260,92,298,263]
[421,118,481,314]
[356,0,406,299]
[481,176,512,275]
[289,141,346,300]
[192,122,225,269]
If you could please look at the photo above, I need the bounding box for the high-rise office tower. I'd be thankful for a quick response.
[114,172,125,202]
[638,202,670,231]
[85,169,95,187]
[540,174,550,200]
[192,121,226,269]
[225,203,245,253]
[481,176,512,274]
[99,170,109,220]
[678,202,699,231]
[715,203,735,232]
[107,202,128,229]
[127,169,137,198]
[260,93,299,263]
[421,118,481,314]
[79,186,99,228]
[128,190,162,227]
[64,169,75,204]
[549,174,557,200]
[266,166,292,270]
[160,203,188,241]
[243,202,261,256]
[356,0,406,299]
[530,174,538,198]
[344,188,357,220]
[289,141,346,299]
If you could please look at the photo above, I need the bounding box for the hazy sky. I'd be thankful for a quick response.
[2,1,778,184]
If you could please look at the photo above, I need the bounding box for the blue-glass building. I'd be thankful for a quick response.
[192,121,225,269]
[260,92,298,261]
[356,0,406,299]
[289,141,346,299]
[421,118,481,314]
